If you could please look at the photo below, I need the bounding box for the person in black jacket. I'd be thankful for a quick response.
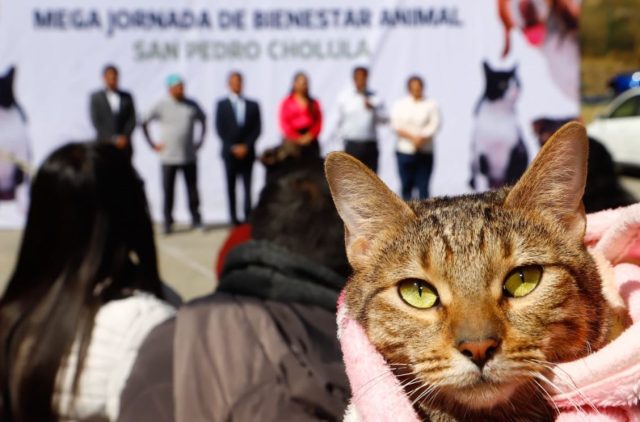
[532,117,636,213]
[89,64,137,157]
[215,71,261,225]
[119,158,351,422]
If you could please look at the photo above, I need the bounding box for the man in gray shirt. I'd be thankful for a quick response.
[142,74,206,234]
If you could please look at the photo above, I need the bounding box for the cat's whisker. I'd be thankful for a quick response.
[522,359,594,418]
[422,384,442,411]
[354,368,420,400]
[546,363,601,416]
[411,384,433,408]
[527,358,578,389]
[398,377,425,395]
[353,371,396,399]
[411,381,440,409]
[529,375,563,419]
[533,372,593,420]
[535,371,601,418]
[527,358,601,416]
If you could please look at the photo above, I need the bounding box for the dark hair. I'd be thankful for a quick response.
[290,71,309,96]
[250,159,350,277]
[0,142,164,421]
[228,70,243,82]
[290,71,317,117]
[353,66,369,77]
[407,75,424,90]
[102,64,118,76]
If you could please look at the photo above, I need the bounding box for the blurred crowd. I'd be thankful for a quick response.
[91,64,441,233]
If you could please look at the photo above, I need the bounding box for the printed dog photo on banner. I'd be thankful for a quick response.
[498,0,580,102]
[470,61,527,191]
[0,66,30,203]
[469,0,581,192]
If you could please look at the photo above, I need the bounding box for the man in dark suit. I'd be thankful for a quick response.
[215,71,261,225]
[90,64,136,157]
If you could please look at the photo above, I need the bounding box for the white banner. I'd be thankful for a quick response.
[0,0,579,227]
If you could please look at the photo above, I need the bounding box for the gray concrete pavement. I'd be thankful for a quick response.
[0,225,229,301]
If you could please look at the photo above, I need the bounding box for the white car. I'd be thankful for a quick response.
[588,87,640,174]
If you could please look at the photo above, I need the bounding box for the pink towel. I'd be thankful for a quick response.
[338,204,640,421]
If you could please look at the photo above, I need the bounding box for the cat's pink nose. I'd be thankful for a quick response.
[457,338,500,368]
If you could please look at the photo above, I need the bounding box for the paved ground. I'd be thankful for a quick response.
[2,177,640,301]
[0,224,229,301]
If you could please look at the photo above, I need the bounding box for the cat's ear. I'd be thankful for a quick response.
[505,122,588,238]
[325,152,416,267]
[483,61,491,74]
[3,66,15,82]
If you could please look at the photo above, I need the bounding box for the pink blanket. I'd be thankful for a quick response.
[338,204,640,421]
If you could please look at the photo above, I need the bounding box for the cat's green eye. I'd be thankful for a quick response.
[503,265,543,298]
[398,279,439,309]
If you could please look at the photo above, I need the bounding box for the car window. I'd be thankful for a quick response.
[610,96,640,118]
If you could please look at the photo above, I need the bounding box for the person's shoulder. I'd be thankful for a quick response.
[97,292,175,330]
[183,292,264,314]
[150,97,169,109]
[368,91,384,106]
[183,97,197,106]
[90,90,104,100]
[118,90,133,99]
[280,94,294,106]
[216,96,229,106]
[337,88,352,102]
[180,293,282,330]
[425,97,440,107]
[392,96,409,108]
[185,97,204,110]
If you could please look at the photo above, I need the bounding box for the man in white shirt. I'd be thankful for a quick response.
[391,76,440,200]
[89,64,137,158]
[336,67,386,173]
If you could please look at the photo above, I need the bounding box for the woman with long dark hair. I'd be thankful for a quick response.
[278,72,323,159]
[0,142,175,421]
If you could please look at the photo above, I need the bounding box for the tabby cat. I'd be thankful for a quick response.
[325,123,619,421]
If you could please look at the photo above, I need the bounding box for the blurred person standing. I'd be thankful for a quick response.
[0,142,175,422]
[532,117,635,213]
[215,71,262,226]
[391,75,440,200]
[336,66,386,172]
[90,64,137,157]
[142,74,206,234]
[278,72,323,159]
[119,158,350,422]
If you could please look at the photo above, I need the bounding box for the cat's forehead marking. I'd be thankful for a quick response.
[406,199,524,289]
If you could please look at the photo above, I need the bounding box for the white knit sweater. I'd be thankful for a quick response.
[53,292,175,421]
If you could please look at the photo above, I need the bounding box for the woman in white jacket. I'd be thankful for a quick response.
[391,75,440,200]
[0,142,175,421]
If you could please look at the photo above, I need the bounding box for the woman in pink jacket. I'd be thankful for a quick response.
[278,72,323,159]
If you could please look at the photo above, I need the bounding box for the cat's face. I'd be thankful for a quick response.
[483,62,519,103]
[326,123,612,416]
